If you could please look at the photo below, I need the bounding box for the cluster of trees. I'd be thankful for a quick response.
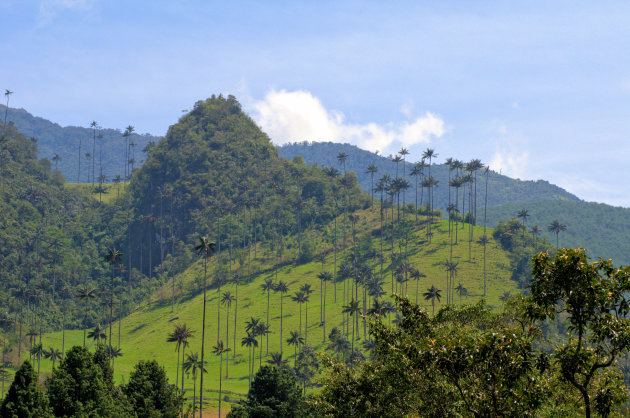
[1,346,181,417]
[316,248,630,416]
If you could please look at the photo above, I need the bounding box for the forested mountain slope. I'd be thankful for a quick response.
[279,141,630,265]
[0,104,159,183]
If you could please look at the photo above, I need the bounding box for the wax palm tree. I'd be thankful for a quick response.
[3,90,13,127]
[194,235,215,416]
[167,323,193,402]
[75,286,96,347]
[317,271,333,341]
[410,268,425,304]
[477,235,490,297]
[52,153,61,171]
[241,332,258,388]
[337,152,348,175]
[267,352,289,369]
[399,147,410,206]
[231,274,243,360]
[530,225,541,245]
[287,331,304,363]
[422,148,438,217]
[300,284,313,343]
[104,247,123,358]
[88,323,106,346]
[291,291,307,342]
[548,219,567,249]
[410,163,422,224]
[43,347,62,371]
[366,163,378,209]
[90,121,98,186]
[183,352,207,415]
[220,291,235,378]
[423,285,442,315]
[274,280,288,355]
[516,209,529,241]
[455,283,468,305]
[213,341,231,418]
[30,342,44,379]
[342,299,360,354]
[260,278,274,353]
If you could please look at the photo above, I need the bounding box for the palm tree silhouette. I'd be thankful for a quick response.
[241,332,258,388]
[213,340,231,418]
[286,330,304,365]
[516,209,529,241]
[291,291,307,342]
[183,352,207,415]
[90,121,98,187]
[548,219,567,249]
[366,163,378,209]
[399,147,410,207]
[75,286,96,347]
[260,278,274,354]
[455,283,468,305]
[3,90,13,128]
[342,299,360,354]
[104,247,123,360]
[194,235,215,417]
[300,284,313,344]
[477,235,490,297]
[88,323,106,347]
[267,352,289,368]
[423,285,442,315]
[274,280,289,355]
[43,347,62,371]
[167,323,193,402]
[52,153,61,171]
[317,271,333,341]
[30,342,44,379]
[220,291,235,378]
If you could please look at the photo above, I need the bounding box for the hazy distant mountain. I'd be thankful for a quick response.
[278,141,630,265]
[1,104,161,183]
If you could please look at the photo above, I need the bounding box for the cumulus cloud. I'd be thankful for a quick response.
[489,149,530,179]
[252,89,444,153]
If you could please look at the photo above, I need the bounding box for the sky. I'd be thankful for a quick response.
[1,1,630,206]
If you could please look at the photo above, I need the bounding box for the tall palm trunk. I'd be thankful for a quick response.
[199,257,208,417]
[226,305,230,378]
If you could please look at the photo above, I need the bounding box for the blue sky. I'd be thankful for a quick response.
[2,1,630,205]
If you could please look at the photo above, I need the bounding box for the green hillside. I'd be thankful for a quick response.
[0,105,160,183]
[487,200,630,265]
[36,207,519,413]
[279,141,630,265]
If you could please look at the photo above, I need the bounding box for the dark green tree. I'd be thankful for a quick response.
[0,360,53,418]
[123,359,183,418]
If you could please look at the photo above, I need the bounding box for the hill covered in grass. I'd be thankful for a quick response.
[37,206,522,413]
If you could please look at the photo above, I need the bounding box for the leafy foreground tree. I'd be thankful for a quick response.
[122,360,183,418]
[46,346,131,417]
[0,360,53,418]
[228,365,310,417]
[315,292,625,417]
[528,248,630,418]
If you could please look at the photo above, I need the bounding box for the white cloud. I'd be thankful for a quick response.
[38,0,95,26]
[489,149,530,179]
[252,89,444,153]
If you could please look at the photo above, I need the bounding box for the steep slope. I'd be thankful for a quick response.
[0,104,159,183]
[39,208,520,412]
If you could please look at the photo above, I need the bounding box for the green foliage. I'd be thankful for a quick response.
[488,200,630,265]
[228,365,308,417]
[1,105,159,182]
[528,248,630,416]
[123,360,182,418]
[45,346,131,417]
[0,360,53,418]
